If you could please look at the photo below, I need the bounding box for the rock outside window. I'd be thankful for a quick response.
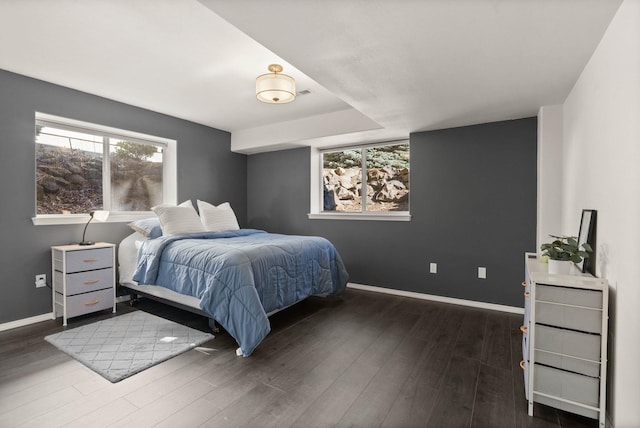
[35,114,167,216]
[321,142,409,213]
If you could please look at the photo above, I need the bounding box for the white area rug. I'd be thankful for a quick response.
[45,311,214,382]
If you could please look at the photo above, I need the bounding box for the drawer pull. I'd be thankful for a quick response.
[84,300,100,306]
[83,279,100,285]
[521,280,527,287]
[520,325,528,334]
[524,291,530,298]
[519,360,526,370]
[83,258,98,263]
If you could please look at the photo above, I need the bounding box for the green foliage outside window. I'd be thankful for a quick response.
[323,145,409,169]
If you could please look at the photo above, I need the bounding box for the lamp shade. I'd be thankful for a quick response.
[256,64,296,104]
[92,210,109,222]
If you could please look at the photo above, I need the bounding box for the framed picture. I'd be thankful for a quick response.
[577,209,597,274]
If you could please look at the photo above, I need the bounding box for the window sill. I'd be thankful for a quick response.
[32,212,155,226]
[307,212,411,221]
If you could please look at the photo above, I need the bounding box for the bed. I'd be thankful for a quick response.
[118,228,349,357]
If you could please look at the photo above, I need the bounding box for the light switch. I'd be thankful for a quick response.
[430,263,437,274]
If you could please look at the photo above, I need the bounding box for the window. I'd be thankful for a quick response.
[33,113,176,224]
[310,141,410,221]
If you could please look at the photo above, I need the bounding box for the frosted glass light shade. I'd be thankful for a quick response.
[92,210,109,222]
[256,64,296,104]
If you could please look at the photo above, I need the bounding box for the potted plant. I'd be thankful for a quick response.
[540,235,592,275]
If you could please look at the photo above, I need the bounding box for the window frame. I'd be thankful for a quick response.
[32,113,177,225]
[309,140,411,221]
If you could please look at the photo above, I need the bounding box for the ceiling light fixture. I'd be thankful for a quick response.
[256,64,296,104]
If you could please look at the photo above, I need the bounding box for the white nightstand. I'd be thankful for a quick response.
[51,242,116,326]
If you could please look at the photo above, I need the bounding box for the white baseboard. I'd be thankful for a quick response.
[0,312,54,332]
[347,282,524,314]
[2,298,131,332]
[1,285,522,333]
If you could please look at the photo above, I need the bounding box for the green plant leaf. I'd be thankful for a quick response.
[541,234,586,261]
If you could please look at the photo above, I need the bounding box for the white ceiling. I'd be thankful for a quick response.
[0,0,623,153]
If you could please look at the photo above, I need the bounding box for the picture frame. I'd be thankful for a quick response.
[576,209,597,274]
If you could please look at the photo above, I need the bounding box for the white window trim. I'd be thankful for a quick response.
[309,141,411,222]
[31,211,158,226]
[32,113,177,225]
[307,212,411,221]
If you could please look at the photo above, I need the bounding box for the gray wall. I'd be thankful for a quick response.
[0,69,246,324]
[247,118,537,307]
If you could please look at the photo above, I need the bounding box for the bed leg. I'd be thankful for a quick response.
[129,293,139,306]
[208,318,220,334]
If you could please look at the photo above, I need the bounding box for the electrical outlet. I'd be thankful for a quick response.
[478,267,487,279]
[429,263,437,274]
[35,274,47,288]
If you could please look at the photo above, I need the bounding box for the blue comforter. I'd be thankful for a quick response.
[132,229,349,356]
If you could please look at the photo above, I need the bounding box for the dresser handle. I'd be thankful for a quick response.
[521,281,526,287]
[520,325,528,334]
[83,258,98,263]
[84,300,100,306]
[519,360,526,370]
[83,279,100,285]
[524,291,530,298]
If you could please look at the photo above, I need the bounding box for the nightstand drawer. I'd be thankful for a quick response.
[58,268,114,295]
[64,248,113,273]
[66,288,114,318]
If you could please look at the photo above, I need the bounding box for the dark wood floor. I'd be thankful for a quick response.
[0,288,598,427]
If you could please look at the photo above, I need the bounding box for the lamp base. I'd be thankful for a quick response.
[78,241,95,246]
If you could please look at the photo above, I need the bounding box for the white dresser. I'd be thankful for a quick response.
[522,253,608,427]
[52,242,116,326]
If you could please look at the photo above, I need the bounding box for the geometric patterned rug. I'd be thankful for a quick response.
[44,311,215,383]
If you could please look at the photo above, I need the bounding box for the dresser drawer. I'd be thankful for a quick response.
[533,364,599,408]
[64,248,113,273]
[536,284,602,309]
[58,268,113,295]
[534,324,601,377]
[535,324,601,361]
[65,288,114,318]
[535,301,602,333]
[535,350,600,378]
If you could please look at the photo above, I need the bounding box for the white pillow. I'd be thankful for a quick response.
[197,200,240,232]
[151,200,205,235]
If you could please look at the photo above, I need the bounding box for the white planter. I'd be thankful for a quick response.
[548,259,572,275]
